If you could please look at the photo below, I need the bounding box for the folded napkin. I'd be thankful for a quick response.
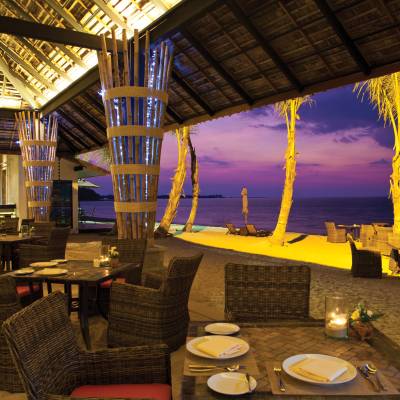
[290,357,348,382]
[195,337,242,358]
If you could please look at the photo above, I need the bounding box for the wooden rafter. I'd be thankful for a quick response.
[58,121,90,149]
[166,105,183,124]
[181,28,254,104]
[225,0,303,92]
[314,0,370,75]
[57,109,103,146]
[69,101,106,134]
[92,0,130,31]
[42,0,85,32]
[172,70,214,115]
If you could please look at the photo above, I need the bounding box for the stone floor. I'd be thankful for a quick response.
[1,233,400,399]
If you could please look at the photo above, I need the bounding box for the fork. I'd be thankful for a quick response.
[357,366,379,392]
[273,367,286,392]
[366,363,386,391]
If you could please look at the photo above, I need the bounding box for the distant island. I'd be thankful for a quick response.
[79,187,224,201]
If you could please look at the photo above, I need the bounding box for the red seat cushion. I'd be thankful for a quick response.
[71,384,171,400]
[100,277,126,288]
[16,284,41,297]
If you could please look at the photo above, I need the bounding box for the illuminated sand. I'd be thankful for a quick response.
[172,226,392,274]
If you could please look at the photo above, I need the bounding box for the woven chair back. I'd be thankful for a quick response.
[1,218,19,234]
[102,238,147,264]
[32,221,56,238]
[225,263,311,321]
[48,227,70,249]
[161,254,203,297]
[2,292,80,400]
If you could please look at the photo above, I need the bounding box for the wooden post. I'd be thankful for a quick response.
[98,30,173,239]
[15,111,58,222]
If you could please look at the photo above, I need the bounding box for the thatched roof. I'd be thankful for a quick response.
[1,0,400,155]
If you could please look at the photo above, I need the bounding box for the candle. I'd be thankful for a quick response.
[326,313,348,338]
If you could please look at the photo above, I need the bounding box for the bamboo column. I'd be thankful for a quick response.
[15,111,58,222]
[98,29,173,239]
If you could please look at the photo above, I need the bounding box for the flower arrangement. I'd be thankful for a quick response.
[349,303,383,341]
[109,246,119,259]
[350,303,383,325]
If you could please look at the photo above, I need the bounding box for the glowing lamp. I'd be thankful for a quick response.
[325,296,348,339]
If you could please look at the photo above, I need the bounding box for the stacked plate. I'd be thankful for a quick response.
[30,261,58,269]
[35,268,68,276]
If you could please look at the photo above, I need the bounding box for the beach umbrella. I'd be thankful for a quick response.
[241,187,249,224]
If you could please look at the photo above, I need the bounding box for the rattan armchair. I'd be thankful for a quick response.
[31,221,56,244]
[348,234,382,278]
[0,217,19,234]
[0,275,24,392]
[108,253,203,352]
[18,227,69,267]
[325,221,347,243]
[225,263,311,321]
[2,292,171,400]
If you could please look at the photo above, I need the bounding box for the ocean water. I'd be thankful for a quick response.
[80,197,393,235]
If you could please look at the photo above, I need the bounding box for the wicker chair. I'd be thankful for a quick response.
[97,239,147,315]
[373,225,393,256]
[0,217,19,234]
[325,221,347,243]
[2,292,171,400]
[0,276,24,393]
[389,248,400,274]
[245,224,270,237]
[348,234,382,278]
[226,223,240,235]
[225,263,311,321]
[18,227,69,267]
[31,221,56,244]
[108,253,203,352]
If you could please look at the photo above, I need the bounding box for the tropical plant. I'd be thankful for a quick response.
[270,96,313,246]
[183,135,199,232]
[156,126,190,236]
[354,73,400,236]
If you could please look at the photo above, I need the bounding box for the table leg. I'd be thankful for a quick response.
[47,282,53,294]
[79,282,91,350]
[4,244,11,271]
[64,283,72,315]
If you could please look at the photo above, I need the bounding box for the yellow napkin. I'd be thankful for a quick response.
[290,357,348,382]
[195,337,242,358]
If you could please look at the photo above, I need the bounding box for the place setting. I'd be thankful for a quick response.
[185,323,259,396]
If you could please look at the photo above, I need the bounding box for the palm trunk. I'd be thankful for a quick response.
[270,101,298,246]
[156,126,189,237]
[391,149,400,235]
[184,136,199,232]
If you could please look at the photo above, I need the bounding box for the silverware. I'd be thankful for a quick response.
[188,363,241,372]
[357,366,379,392]
[245,373,253,393]
[366,363,386,391]
[273,366,286,392]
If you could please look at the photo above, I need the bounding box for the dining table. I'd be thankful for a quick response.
[0,234,43,271]
[182,320,400,399]
[7,260,138,349]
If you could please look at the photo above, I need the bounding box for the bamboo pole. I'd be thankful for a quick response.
[184,135,199,232]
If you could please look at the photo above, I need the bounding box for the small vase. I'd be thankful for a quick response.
[350,321,374,341]
[110,258,119,268]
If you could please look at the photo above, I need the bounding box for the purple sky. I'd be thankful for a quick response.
[90,84,393,198]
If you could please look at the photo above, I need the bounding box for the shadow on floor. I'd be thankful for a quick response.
[287,234,309,244]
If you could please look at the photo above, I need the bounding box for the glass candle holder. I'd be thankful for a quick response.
[325,296,348,339]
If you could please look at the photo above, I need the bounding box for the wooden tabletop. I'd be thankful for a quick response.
[182,321,400,399]
[0,235,42,244]
[6,260,138,284]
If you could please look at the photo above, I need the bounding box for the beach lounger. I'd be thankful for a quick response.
[226,223,240,235]
[246,224,270,237]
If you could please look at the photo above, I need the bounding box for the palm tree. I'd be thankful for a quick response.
[156,126,190,237]
[183,135,199,232]
[355,73,400,236]
[270,96,313,246]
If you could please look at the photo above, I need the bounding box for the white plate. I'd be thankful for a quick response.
[282,354,357,385]
[35,268,68,276]
[207,372,256,395]
[51,259,68,264]
[205,323,240,335]
[30,261,58,269]
[14,268,34,275]
[186,336,249,359]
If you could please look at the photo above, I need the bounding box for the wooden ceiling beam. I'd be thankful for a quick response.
[171,70,214,116]
[58,109,103,146]
[58,120,90,149]
[58,124,86,151]
[69,101,107,135]
[80,92,104,114]
[225,0,303,92]
[314,0,370,75]
[42,0,85,32]
[92,0,130,31]
[57,128,80,153]
[181,28,254,104]
[16,37,71,80]
[166,105,183,124]
[0,57,38,107]
[0,16,123,52]
[0,41,56,91]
